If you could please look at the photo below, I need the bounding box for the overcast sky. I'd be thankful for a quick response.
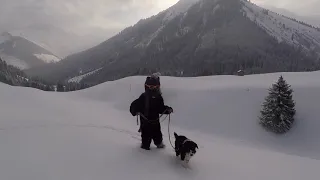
[253,0,320,16]
[0,0,319,37]
[0,0,176,36]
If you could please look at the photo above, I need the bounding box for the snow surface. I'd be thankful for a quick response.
[34,53,61,63]
[241,0,320,54]
[67,68,103,83]
[135,0,200,48]
[1,71,320,180]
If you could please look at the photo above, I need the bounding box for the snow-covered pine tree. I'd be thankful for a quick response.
[259,75,296,134]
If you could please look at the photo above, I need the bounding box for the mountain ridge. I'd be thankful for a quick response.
[0,32,61,70]
[26,0,320,85]
[6,24,108,58]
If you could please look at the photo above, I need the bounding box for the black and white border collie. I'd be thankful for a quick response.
[174,132,198,164]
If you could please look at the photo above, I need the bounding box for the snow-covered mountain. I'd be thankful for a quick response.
[163,0,200,22]
[26,0,320,85]
[0,32,60,70]
[8,24,107,58]
[258,5,320,28]
[1,71,320,179]
[241,0,320,55]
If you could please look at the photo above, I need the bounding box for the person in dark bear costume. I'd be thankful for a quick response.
[130,75,173,150]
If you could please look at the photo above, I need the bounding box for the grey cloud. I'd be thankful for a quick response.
[0,0,171,56]
[253,0,320,16]
[252,0,320,27]
[0,0,162,35]
[1,0,318,35]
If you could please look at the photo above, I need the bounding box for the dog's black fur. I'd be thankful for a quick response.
[174,132,198,163]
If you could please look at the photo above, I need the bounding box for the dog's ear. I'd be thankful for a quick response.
[196,144,199,149]
[174,132,178,138]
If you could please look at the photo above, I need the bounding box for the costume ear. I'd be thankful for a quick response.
[174,132,178,138]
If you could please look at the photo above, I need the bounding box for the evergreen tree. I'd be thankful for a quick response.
[259,76,296,134]
[44,85,52,91]
[57,83,64,92]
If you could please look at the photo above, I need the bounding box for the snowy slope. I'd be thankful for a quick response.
[0,32,60,69]
[1,71,320,179]
[8,24,109,58]
[163,0,200,22]
[76,71,320,160]
[241,0,320,55]
[134,0,200,48]
[67,68,103,83]
[33,53,61,63]
[9,30,55,55]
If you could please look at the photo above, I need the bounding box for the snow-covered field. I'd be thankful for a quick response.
[1,71,320,180]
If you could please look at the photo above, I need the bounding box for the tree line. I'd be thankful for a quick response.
[0,57,90,92]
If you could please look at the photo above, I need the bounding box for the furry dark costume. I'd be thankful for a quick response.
[130,76,173,150]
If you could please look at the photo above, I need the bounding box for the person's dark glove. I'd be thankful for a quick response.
[131,110,140,116]
[133,112,141,116]
[166,107,173,114]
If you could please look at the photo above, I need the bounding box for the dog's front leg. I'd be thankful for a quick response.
[184,154,191,164]
[181,157,190,168]
[180,153,186,161]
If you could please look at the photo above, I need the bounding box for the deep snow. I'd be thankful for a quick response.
[1,71,320,180]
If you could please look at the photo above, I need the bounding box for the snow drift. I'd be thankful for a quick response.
[0,71,320,180]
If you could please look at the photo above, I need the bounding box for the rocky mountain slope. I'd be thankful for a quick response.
[26,0,320,85]
[0,32,60,70]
